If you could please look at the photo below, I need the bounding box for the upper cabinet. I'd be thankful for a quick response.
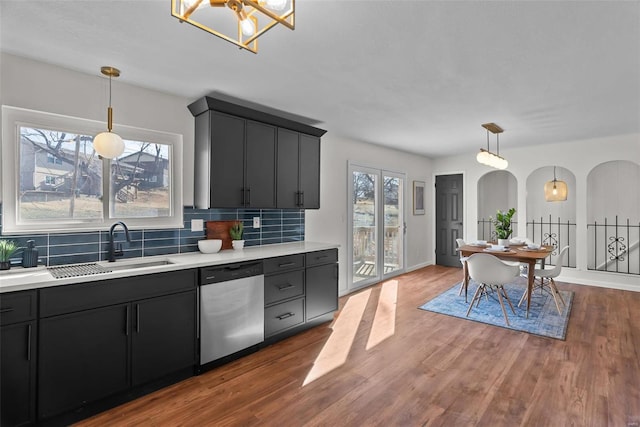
[277,129,320,209]
[188,97,326,210]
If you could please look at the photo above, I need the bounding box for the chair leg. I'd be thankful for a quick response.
[548,278,566,314]
[518,287,528,307]
[494,286,511,326]
[466,284,485,317]
[499,285,516,314]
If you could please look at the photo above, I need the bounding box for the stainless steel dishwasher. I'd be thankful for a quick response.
[199,261,264,365]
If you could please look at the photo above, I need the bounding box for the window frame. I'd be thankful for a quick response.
[1,106,183,234]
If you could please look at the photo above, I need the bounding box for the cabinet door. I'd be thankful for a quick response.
[1,322,36,427]
[38,304,129,419]
[131,291,197,386]
[276,128,300,208]
[211,112,246,207]
[299,134,321,209]
[306,263,339,320]
[245,120,276,208]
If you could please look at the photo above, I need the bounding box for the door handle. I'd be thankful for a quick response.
[136,303,140,333]
[125,305,130,336]
[27,324,32,361]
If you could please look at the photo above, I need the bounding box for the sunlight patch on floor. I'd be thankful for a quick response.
[366,279,397,350]
[303,289,372,386]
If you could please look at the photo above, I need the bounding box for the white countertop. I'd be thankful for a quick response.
[0,241,339,294]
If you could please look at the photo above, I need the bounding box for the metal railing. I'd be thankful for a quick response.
[526,216,576,268]
[587,216,640,275]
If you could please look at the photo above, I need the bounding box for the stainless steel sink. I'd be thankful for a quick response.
[48,259,175,279]
[103,259,175,271]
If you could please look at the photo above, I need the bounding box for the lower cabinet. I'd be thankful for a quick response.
[306,263,339,320]
[38,304,130,418]
[1,321,37,427]
[263,249,338,339]
[0,290,37,427]
[37,269,197,420]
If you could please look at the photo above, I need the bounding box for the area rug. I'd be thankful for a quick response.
[418,280,574,340]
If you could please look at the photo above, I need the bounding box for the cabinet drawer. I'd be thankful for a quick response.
[265,298,304,337]
[264,270,304,306]
[40,269,197,317]
[306,249,337,267]
[0,290,37,325]
[263,254,304,274]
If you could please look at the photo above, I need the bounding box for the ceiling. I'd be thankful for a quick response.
[1,0,639,158]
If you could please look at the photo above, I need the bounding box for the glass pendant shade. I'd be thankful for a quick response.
[93,131,124,159]
[544,179,568,201]
[544,166,568,201]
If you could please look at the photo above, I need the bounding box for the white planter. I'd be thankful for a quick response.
[232,240,245,250]
[498,238,510,247]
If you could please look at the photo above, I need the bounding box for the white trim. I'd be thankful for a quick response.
[1,106,183,234]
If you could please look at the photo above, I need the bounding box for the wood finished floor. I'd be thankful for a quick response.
[76,265,640,427]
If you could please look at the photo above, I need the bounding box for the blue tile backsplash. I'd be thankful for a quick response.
[0,205,305,266]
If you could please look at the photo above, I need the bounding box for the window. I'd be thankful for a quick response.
[1,106,183,233]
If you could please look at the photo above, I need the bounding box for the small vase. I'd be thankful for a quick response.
[0,261,10,270]
[498,239,510,247]
[232,240,245,250]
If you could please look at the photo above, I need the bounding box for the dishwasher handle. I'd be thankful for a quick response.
[200,261,263,284]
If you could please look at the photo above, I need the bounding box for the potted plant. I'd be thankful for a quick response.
[229,221,245,250]
[491,208,516,246]
[0,239,19,270]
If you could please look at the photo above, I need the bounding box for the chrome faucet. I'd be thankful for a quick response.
[107,221,131,262]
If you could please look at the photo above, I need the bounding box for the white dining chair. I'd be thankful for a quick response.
[465,253,521,326]
[518,245,569,314]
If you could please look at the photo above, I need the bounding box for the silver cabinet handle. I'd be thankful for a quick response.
[278,284,295,291]
[276,312,294,320]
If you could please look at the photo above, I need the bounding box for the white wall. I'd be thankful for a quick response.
[433,133,640,291]
[305,134,433,296]
[0,53,196,205]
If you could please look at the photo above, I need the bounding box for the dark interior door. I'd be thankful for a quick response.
[435,174,464,267]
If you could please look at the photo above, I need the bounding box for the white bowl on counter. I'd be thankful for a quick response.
[198,239,222,254]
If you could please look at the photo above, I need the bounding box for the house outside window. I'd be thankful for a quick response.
[1,106,183,233]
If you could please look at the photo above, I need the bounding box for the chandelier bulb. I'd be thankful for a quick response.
[240,17,255,36]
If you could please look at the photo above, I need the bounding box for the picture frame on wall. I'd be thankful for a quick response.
[413,180,425,215]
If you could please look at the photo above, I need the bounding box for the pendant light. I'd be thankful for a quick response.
[477,123,508,170]
[94,66,124,159]
[544,166,568,201]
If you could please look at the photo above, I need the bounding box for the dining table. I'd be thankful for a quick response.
[458,243,554,318]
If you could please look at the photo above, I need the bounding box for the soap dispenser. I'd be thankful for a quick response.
[22,240,39,268]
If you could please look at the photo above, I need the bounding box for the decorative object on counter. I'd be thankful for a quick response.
[477,122,508,170]
[21,239,39,268]
[93,66,124,159]
[198,239,222,254]
[0,239,19,270]
[205,220,236,249]
[544,166,568,202]
[171,0,295,54]
[491,208,516,247]
[229,221,245,250]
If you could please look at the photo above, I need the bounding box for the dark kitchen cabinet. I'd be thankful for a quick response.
[305,250,339,320]
[1,290,37,427]
[188,96,325,210]
[131,291,196,386]
[38,269,197,420]
[263,249,338,340]
[38,304,130,419]
[277,129,321,209]
[194,111,276,208]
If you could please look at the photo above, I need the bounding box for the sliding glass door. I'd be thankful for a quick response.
[349,164,405,290]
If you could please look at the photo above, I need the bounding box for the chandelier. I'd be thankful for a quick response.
[171,0,295,54]
[477,123,508,170]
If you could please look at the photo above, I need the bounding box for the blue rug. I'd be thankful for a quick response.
[419,280,573,340]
